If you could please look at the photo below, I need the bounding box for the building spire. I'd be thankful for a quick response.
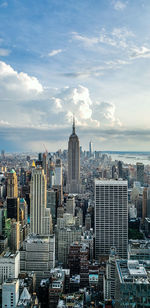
[72,115,75,134]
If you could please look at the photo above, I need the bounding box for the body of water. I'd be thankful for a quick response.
[103,151,150,165]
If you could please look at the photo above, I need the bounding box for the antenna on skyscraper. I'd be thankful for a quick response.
[73,113,75,134]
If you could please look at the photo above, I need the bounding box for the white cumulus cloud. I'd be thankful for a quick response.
[93,101,122,127]
[0,61,43,99]
[0,62,121,139]
[51,85,100,127]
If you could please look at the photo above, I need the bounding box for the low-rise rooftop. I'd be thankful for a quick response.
[116,259,150,284]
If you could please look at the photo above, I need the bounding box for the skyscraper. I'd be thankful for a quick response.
[7,170,18,198]
[89,141,93,157]
[95,179,128,259]
[136,162,144,185]
[7,169,19,222]
[118,161,123,178]
[54,158,63,205]
[7,198,19,221]
[30,167,52,235]
[67,117,80,193]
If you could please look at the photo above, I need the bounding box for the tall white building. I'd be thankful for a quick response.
[95,179,128,259]
[2,278,19,308]
[30,167,52,235]
[54,159,62,186]
[0,251,20,284]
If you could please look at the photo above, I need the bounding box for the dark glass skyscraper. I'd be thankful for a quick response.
[136,162,144,185]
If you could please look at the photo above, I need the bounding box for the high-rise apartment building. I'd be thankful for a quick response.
[67,118,81,194]
[104,247,118,300]
[10,220,20,252]
[136,162,144,185]
[0,251,20,284]
[30,168,52,235]
[95,179,128,259]
[7,170,18,198]
[55,159,62,186]
[2,279,19,308]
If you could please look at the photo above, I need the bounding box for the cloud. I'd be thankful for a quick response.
[63,58,130,80]
[0,61,122,150]
[93,101,122,127]
[0,48,10,56]
[0,120,10,126]
[48,49,63,57]
[63,69,103,79]
[130,46,150,59]
[112,1,127,11]
[0,124,150,152]
[50,85,100,127]
[0,61,43,100]
[72,27,134,49]
[72,32,99,46]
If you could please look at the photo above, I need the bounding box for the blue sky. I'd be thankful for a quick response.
[0,0,150,152]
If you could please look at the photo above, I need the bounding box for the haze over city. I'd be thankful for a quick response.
[0,0,150,151]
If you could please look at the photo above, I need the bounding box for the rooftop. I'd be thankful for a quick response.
[129,239,150,251]
[3,278,18,285]
[58,292,84,308]
[9,169,15,174]
[95,179,128,185]
[116,259,150,284]
[1,251,19,258]
[25,234,54,244]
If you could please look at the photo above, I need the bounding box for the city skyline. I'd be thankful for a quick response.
[0,0,150,151]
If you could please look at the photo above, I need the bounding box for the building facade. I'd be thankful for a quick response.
[95,179,128,259]
[2,278,19,308]
[0,251,20,284]
[115,260,150,307]
[20,234,55,287]
[67,118,81,194]
[136,162,144,185]
[7,170,18,198]
[30,167,52,235]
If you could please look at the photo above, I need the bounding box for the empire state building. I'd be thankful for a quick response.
[67,118,81,193]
